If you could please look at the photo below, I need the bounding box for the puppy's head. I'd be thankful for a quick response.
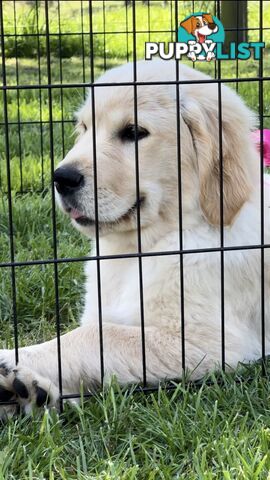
[180,14,218,38]
[55,61,257,241]
[55,61,192,240]
[201,13,218,33]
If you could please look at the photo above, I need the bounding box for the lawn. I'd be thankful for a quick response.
[1,368,270,479]
[1,1,270,478]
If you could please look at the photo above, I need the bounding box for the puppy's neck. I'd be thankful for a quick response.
[91,219,175,256]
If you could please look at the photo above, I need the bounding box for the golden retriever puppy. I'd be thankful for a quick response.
[0,60,269,413]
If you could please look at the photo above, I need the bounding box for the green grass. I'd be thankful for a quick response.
[1,1,270,478]
[1,370,270,479]
[0,193,89,348]
[7,196,270,479]
[2,1,270,59]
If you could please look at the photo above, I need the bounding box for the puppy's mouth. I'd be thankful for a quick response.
[198,32,206,44]
[63,197,146,227]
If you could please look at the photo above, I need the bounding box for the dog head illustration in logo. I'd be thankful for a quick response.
[180,13,218,43]
[180,13,219,62]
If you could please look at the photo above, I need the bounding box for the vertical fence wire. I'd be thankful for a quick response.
[57,0,65,159]
[147,1,151,43]
[174,0,186,374]
[88,0,104,385]
[125,1,130,63]
[170,0,174,42]
[214,1,218,79]
[36,0,45,192]
[216,0,225,371]
[13,0,23,194]
[102,1,107,71]
[236,2,240,93]
[259,0,266,370]
[0,1,19,365]
[44,1,63,408]
[80,0,86,99]
[132,0,147,387]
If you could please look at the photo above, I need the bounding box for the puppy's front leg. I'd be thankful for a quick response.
[0,324,182,414]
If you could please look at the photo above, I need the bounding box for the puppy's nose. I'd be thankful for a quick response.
[208,22,216,30]
[54,166,84,195]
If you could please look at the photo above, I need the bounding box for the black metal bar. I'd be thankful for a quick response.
[125,0,130,62]
[217,0,226,371]
[0,0,19,364]
[2,25,269,38]
[259,0,266,370]
[132,0,147,387]
[236,1,240,93]
[170,0,173,42]
[88,0,105,385]
[147,0,151,42]
[2,111,270,128]
[214,0,218,79]
[13,0,23,193]
[80,0,86,99]
[2,242,270,270]
[59,366,268,401]
[174,0,186,375]
[57,0,66,158]
[36,0,45,192]
[0,120,75,126]
[1,76,270,91]
[102,0,107,71]
[44,1,63,409]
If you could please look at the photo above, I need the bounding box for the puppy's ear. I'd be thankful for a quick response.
[182,87,256,226]
[202,13,214,24]
[180,16,196,34]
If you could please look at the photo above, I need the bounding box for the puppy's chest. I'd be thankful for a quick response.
[83,255,180,327]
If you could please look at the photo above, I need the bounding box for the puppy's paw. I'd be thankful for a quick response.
[206,51,216,62]
[0,362,59,418]
[187,52,196,62]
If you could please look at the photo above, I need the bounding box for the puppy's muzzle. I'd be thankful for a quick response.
[54,166,84,196]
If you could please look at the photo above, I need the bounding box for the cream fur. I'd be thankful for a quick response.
[0,60,269,412]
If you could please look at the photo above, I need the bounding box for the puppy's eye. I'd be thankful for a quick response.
[196,22,201,27]
[119,124,150,142]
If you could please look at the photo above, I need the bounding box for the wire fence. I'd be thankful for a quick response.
[0,0,270,408]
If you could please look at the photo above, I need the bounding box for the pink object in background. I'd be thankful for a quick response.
[251,129,270,167]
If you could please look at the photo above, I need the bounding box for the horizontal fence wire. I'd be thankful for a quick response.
[2,26,270,38]
[1,243,270,268]
[1,77,270,91]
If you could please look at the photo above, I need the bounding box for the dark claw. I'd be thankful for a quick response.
[0,385,14,402]
[36,386,50,407]
[13,378,29,399]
